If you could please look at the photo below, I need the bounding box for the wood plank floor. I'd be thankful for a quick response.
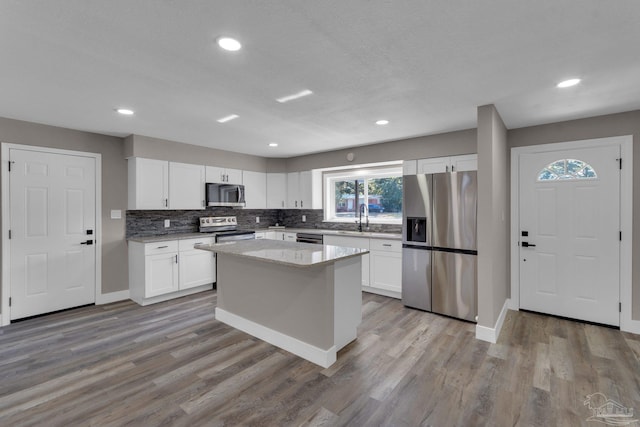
[1,291,639,426]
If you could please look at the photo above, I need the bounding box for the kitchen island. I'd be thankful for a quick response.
[195,239,368,367]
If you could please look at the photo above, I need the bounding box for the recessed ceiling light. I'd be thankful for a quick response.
[268,143,278,147]
[376,119,389,125]
[276,89,313,103]
[557,78,581,88]
[115,108,134,115]
[217,37,242,51]
[216,114,239,123]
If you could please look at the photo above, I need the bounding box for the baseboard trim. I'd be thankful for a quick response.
[215,307,337,368]
[361,286,401,300]
[476,299,510,343]
[96,289,130,305]
[622,318,640,335]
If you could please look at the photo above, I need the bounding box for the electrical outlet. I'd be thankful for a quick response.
[302,215,306,222]
[256,216,260,223]
[164,219,170,228]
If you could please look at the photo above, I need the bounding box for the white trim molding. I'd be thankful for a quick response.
[1,143,102,326]
[215,307,337,368]
[476,299,510,343]
[510,135,635,334]
[96,289,130,305]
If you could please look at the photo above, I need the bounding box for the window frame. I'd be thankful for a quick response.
[537,158,598,182]
[323,165,403,224]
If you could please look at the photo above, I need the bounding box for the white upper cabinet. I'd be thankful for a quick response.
[299,170,322,209]
[128,157,169,210]
[168,162,205,209]
[403,160,417,175]
[286,170,322,209]
[242,170,267,209]
[450,154,478,172]
[417,154,477,174]
[417,157,449,174]
[286,172,301,208]
[128,158,205,210]
[266,173,287,208]
[205,166,242,184]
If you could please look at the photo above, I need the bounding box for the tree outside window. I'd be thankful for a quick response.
[326,167,402,223]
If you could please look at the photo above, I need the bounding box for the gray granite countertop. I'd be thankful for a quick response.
[259,227,402,241]
[127,233,213,243]
[195,239,369,268]
[128,228,401,244]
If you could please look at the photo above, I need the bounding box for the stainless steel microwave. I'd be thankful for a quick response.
[205,183,245,207]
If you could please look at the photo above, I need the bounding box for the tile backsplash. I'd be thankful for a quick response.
[126,208,401,238]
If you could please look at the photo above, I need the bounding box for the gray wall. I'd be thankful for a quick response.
[285,129,477,171]
[124,134,269,172]
[0,117,128,299]
[509,109,640,320]
[477,105,510,329]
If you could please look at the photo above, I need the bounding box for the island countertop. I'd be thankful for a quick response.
[195,239,368,268]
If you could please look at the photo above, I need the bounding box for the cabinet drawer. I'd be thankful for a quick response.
[324,235,370,249]
[370,239,401,253]
[145,241,179,255]
[178,237,215,251]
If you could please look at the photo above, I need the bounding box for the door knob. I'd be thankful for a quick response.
[80,240,94,245]
[521,241,536,247]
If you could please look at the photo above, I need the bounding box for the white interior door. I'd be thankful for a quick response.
[518,145,620,326]
[9,149,96,320]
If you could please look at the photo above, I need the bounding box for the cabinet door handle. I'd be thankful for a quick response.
[382,244,392,247]
[175,254,178,263]
[164,198,168,207]
[157,245,169,249]
[202,199,205,207]
[300,200,303,208]
[451,165,455,172]
[295,200,298,207]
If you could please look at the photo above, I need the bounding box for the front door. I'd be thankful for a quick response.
[9,148,96,320]
[518,144,620,326]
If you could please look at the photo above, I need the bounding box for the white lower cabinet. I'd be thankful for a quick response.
[129,237,215,305]
[283,232,297,242]
[368,239,402,298]
[145,251,179,297]
[323,234,401,299]
[323,235,370,288]
[178,238,216,290]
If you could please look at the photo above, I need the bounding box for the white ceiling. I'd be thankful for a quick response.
[1,1,639,158]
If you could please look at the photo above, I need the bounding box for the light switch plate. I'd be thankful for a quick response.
[164,219,170,228]
[110,209,122,219]
[302,215,306,222]
[256,216,260,223]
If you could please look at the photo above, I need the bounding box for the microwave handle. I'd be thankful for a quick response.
[238,185,244,202]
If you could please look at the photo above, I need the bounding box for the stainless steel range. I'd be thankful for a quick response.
[199,216,255,242]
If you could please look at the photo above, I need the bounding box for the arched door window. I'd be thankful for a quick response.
[537,159,597,181]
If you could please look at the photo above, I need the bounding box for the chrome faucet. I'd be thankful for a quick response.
[358,204,369,232]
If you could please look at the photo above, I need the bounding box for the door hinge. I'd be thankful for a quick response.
[8,230,11,239]
[9,297,11,307]
[620,231,622,241]
[619,302,622,313]
[617,158,622,170]
[8,160,15,172]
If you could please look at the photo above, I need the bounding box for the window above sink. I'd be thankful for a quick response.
[323,164,402,225]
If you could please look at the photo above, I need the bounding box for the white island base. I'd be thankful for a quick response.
[199,241,365,368]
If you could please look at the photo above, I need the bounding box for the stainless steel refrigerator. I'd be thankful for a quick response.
[402,172,478,322]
